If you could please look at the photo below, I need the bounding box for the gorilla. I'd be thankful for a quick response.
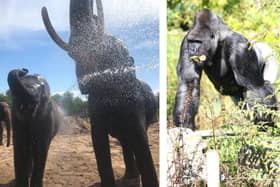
[41,0,158,186]
[8,69,61,187]
[0,102,11,147]
[173,9,278,130]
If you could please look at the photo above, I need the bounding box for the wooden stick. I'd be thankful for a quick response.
[207,150,220,187]
[194,129,235,138]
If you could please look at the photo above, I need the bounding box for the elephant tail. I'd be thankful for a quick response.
[139,80,159,125]
[151,92,159,124]
[155,92,159,114]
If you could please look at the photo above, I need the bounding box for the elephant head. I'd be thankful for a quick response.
[7,69,50,119]
[42,0,133,94]
[0,102,11,147]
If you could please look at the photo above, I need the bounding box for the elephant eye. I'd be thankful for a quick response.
[28,104,34,109]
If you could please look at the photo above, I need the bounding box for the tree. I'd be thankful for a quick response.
[51,91,88,117]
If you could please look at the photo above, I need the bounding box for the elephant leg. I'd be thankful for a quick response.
[120,139,139,179]
[27,149,33,178]
[128,120,158,187]
[91,123,115,187]
[0,123,3,145]
[13,128,30,187]
[30,139,50,187]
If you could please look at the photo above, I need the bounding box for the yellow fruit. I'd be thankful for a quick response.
[199,55,206,61]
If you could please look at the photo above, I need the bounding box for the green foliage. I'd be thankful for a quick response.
[167,0,280,33]
[207,100,280,185]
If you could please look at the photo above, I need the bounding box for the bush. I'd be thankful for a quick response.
[207,98,280,185]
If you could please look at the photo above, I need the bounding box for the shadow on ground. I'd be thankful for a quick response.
[89,177,140,187]
[0,179,15,187]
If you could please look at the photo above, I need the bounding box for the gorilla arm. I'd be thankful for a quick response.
[173,37,202,130]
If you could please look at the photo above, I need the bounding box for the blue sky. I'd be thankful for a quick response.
[0,0,159,97]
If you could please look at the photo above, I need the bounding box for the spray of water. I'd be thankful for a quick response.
[79,62,159,87]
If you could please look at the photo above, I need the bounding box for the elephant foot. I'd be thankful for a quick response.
[4,179,16,187]
[120,175,140,187]
[123,169,139,179]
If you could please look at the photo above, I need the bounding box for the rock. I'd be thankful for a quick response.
[167,127,207,186]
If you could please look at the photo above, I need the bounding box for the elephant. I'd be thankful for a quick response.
[41,0,158,187]
[7,68,61,187]
[0,102,11,147]
[173,9,278,130]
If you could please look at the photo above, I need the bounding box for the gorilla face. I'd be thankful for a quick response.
[187,9,221,66]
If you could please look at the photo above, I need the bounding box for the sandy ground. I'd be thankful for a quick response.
[0,117,159,187]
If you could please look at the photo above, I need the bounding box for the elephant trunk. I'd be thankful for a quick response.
[7,69,35,103]
[70,0,94,32]
[96,0,104,35]
[69,0,104,44]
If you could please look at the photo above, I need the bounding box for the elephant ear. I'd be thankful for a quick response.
[36,75,50,98]
[39,83,50,106]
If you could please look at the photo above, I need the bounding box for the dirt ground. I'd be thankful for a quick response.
[0,117,159,187]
